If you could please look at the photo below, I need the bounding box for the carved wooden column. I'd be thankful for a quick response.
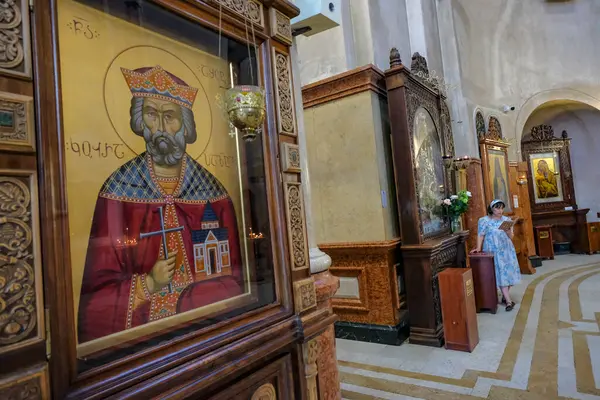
[302,338,319,400]
[0,0,50,397]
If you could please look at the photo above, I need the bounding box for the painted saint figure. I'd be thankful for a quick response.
[77,66,243,344]
[535,159,559,199]
[492,157,509,208]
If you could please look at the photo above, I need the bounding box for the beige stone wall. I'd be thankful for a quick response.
[303,91,398,244]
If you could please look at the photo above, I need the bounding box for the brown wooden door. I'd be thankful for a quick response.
[0,0,50,397]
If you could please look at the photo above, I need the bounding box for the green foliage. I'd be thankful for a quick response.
[441,190,471,218]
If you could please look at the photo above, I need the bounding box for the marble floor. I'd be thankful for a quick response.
[337,254,600,399]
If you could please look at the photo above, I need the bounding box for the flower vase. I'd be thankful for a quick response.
[451,217,461,233]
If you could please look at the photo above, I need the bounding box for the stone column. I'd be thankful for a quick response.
[290,40,332,275]
[291,40,340,400]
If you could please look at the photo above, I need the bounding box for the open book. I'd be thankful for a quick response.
[498,219,515,232]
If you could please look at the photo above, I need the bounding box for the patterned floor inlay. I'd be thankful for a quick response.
[337,255,600,399]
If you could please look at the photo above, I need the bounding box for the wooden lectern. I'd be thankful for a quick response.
[588,222,600,253]
[469,252,498,314]
[535,225,555,259]
[439,268,479,352]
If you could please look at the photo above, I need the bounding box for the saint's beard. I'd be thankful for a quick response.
[144,126,186,166]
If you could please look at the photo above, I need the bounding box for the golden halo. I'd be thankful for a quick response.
[103,45,212,158]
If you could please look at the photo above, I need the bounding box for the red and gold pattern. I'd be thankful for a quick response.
[121,66,198,109]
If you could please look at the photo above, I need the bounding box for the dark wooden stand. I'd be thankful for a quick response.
[588,222,600,253]
[439,268,479,352]
[401,233,468,347]
[532,209,590,254]
[534,225,555,260]
[468,252,498,314]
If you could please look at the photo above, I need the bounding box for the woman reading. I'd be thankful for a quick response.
[474,199,521,311]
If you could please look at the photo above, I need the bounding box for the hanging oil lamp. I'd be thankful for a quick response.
[216,0,266,142]
[225,85,266,141]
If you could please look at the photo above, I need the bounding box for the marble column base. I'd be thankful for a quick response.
[313,271,341,400]
[309,247,332,274]
[334,316,410,346]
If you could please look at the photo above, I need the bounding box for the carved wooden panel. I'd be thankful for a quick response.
[0,0,32,79]
[0,170,44,355]
[302,338,319,400]
[0,364,49,400]
[269,8,292,45]
[209,0,264,27]
[208,355,294,400]
[293,277,316,313]
[251,383,277,400]
[475,111,486,140]
[487,116,502,140]
[283,182,309,271]
[272,49,296,137]
[0,92,34,152]
[280,142,301,173]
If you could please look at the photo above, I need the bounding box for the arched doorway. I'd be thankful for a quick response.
[520,99,600,223]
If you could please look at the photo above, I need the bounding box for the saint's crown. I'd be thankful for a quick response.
[121,65,198,109]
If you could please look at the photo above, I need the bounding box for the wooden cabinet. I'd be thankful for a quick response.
[469,253,498,314]
[0,0,340,399]
[438,268,479,352]
[535,225,555,259]
[588,222,600,253]
[384,51,466,348]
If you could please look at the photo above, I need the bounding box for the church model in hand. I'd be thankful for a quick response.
[77,66,243,344]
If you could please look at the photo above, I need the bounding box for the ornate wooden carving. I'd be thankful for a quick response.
[528,124,555,141]
[302,338,319,400]
[440,99,455,158]
[301,65,386,109]
[431,244,458,326]
[0,171,43,354]
[293,277,316,313]
[269,8,292,44]
[487,116,502,141]
[251,383,277,400]
[283,182,309,271]
[210,0,264,27]
[28,0,336,397]
[385,50,466,347]
[0,92,34,152]
[475,111,485,139]
[273,49,296,137]
[389,47,402,67]
[0,365,49,400]
[0,0,31,79]
[280,142,301,173]
[521,124,576,213]
[410,52,429,76]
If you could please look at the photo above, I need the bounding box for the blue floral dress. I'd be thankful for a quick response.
[477,216,521,287]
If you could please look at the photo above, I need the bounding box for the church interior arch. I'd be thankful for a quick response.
[520,99,600,222]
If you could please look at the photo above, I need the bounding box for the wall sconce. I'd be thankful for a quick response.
[453,156,471,171]
[517,174,528,185]
[442,154,454,169]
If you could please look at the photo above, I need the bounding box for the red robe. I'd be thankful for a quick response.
[78,153,243,344]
